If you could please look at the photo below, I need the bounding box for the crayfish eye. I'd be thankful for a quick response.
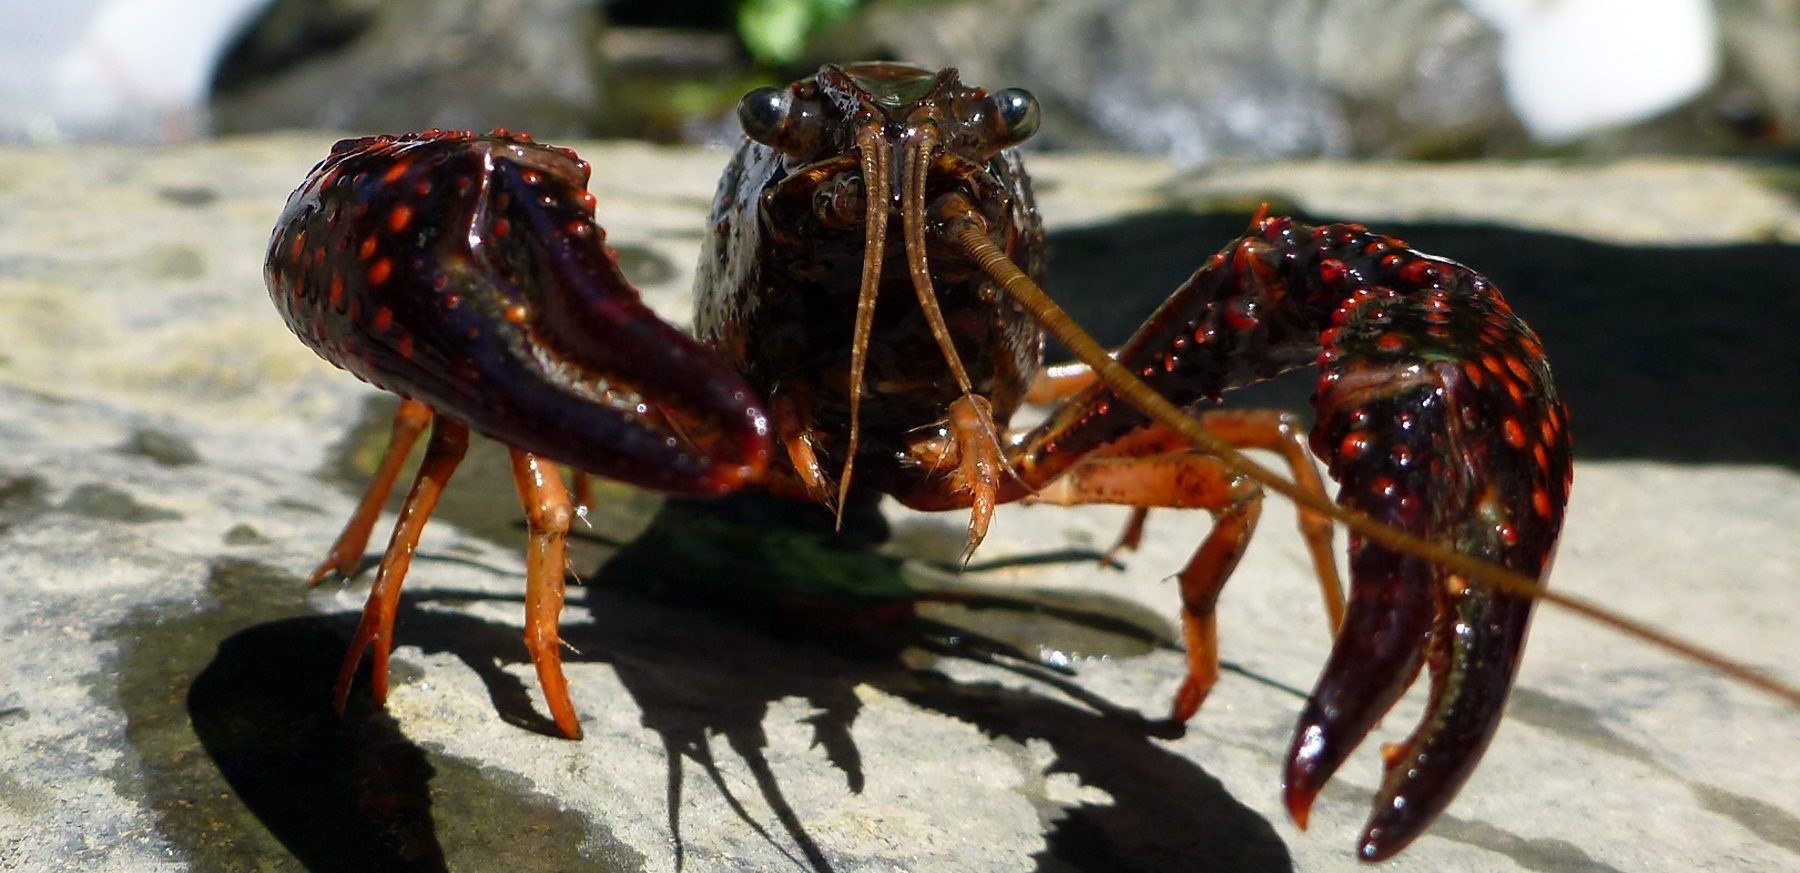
[738,86,792,147]
[990,88,1040,145]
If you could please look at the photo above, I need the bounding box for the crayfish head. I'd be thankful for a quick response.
[737,64,1040,527]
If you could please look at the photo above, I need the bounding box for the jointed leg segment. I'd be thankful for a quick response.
[1034,447,1261,719]
[1020,381,1344,720]
[509,449,583,739]
[332,413,469,714]
[308,399,434,586]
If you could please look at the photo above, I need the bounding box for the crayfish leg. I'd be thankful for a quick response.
[1101,507,1149,567]
[1192,409,1344,634]
[1022,407,1345,636]
[1033,449,1261,720]
[333,415,469,715]
[509,450,582,740]
[770,387,838,509]
[1170,478,1261,721]
[307,399,434,586]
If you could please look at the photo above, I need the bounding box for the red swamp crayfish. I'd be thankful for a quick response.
[261,62,1794,861]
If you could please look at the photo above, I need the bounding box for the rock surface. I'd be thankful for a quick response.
[0,137,1796,872]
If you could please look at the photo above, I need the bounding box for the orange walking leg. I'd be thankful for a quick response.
[308,399,434,585]
[1067,410,1345,636]
[1035,450,1261,720]
[333,415,469,715]
[509,449,583,739]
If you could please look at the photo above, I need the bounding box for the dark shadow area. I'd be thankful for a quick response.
[146,491,1295,872]
[107,559,642,873]
[187,612,451,872]
[1044,210,1799,469]
[542,491,1291,871]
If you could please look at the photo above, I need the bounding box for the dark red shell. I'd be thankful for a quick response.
[265,130,770,493]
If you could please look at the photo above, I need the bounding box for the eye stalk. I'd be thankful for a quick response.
[738,84,829,161]
[989,88,1040,146]
[737,86,791,146]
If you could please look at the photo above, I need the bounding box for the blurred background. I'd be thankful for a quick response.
[0,0,1794,161]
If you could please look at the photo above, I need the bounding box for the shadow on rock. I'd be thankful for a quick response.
[108,559,636,873]
[160,490,1294,872]
[354,492,1296,873]
[187,613,448,871]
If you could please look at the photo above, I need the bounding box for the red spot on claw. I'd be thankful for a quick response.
[1503,418,1526,449]
[1532,488,1552,518]
[368,258,392,286]
[387,204,413,233]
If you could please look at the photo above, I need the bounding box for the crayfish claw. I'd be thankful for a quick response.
[1288,564,1536,859]
[1281,545,1435,834]
[1286,259,1571,858]
[1353,587,1534,860]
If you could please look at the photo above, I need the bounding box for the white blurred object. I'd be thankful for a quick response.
[0,0,274,143]
[1463,0,1720,142]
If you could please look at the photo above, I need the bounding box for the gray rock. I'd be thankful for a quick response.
[0,136,1795,871]
[857,0,1518,161]
[854,0,1800,159]
[213,0,604,138]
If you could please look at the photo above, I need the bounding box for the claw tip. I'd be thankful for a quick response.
[1283,780,1317,831]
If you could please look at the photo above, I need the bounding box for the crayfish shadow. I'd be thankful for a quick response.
[183,607,616,873]
[1045,210,1800,469]
[184,563,1294,871]
[573,574,1299,873]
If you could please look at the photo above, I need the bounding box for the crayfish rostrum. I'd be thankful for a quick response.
[265,62,1574,860]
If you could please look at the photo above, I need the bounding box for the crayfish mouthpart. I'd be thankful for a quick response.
[946,393,1000,563]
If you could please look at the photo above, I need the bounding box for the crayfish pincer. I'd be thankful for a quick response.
[266,62,1573,859]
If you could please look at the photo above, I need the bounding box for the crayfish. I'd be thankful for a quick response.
[265,62,1578,860]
